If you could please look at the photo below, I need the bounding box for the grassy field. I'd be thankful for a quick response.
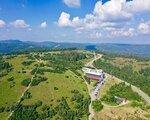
[93,54,150,120]
[110,57,150,71]
[0,55,35,119]
[0,51,91,120]
[0,55,32,106]
[94,105,150,120]
[22,70,88,107]
[1,51,150,120]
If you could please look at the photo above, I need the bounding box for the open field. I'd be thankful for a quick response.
[0,50,92,120]
[110,57,150,71]
[93,54,150,120]
[0,55,32,107]
[0,50,150,120]
[22,70,88,106]
[94,105,150,120]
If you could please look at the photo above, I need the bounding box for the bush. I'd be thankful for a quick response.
[92,100,103,112]
[35,100,43,107]
[54,87,59,90]
[7,76,14,82]
[84,76,90,84]
[22,60,35,66]
[0,107,5,113]
[131,101,150,110]
[31,76,47,86]
[21,78,31,87]
[22,91,32,100]
[101,82,141,105]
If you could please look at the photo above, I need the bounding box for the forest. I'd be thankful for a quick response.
[94,55,150,96]
[101,82,141,105]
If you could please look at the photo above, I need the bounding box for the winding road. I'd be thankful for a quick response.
[85,53,150,120]
[84,54,102,120]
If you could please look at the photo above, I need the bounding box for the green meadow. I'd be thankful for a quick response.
[0,51,91,120]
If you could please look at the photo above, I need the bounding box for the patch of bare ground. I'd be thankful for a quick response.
[94,106,150,120]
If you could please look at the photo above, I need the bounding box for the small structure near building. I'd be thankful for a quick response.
[114,96,127,104]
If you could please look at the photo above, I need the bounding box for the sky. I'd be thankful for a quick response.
[0,0,150,44]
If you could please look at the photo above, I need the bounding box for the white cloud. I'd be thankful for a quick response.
[111,28,135,37]
[28,28,32,31]
[11,19,29,28]
[138,21,150,34]
[40,21,47,28]
[125,0,150,13]
[58,0,133,30]
[58,12,71,27]
[93,0,132,22]
[63,0,80,8]
[58,0,150,39]
[0,20,6,28]
[90,31,102,39]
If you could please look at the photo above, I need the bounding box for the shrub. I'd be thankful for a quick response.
[7,76,14,82]
[54,87,59,90]
[22,91,32,100]
[21,78,31,87]
[31,76,47,86]
[92,100,103,112]
[0,107,5,113]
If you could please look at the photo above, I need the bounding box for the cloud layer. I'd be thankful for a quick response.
[58,0,150,38]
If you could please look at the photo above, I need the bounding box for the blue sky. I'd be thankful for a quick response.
[0,0,150,44]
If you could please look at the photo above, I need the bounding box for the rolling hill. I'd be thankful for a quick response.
[0,40,150,57]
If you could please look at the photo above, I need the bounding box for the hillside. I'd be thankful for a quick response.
[0,50,93,120]
[0,50,150,120]
[0,40,150,57]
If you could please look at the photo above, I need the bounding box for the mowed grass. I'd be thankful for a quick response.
[0,55,33,108]
[22,70,88,107]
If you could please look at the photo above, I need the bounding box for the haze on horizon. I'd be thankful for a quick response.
[0,0,150,44]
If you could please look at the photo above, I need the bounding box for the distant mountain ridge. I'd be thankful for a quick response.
[0,40,150,56]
